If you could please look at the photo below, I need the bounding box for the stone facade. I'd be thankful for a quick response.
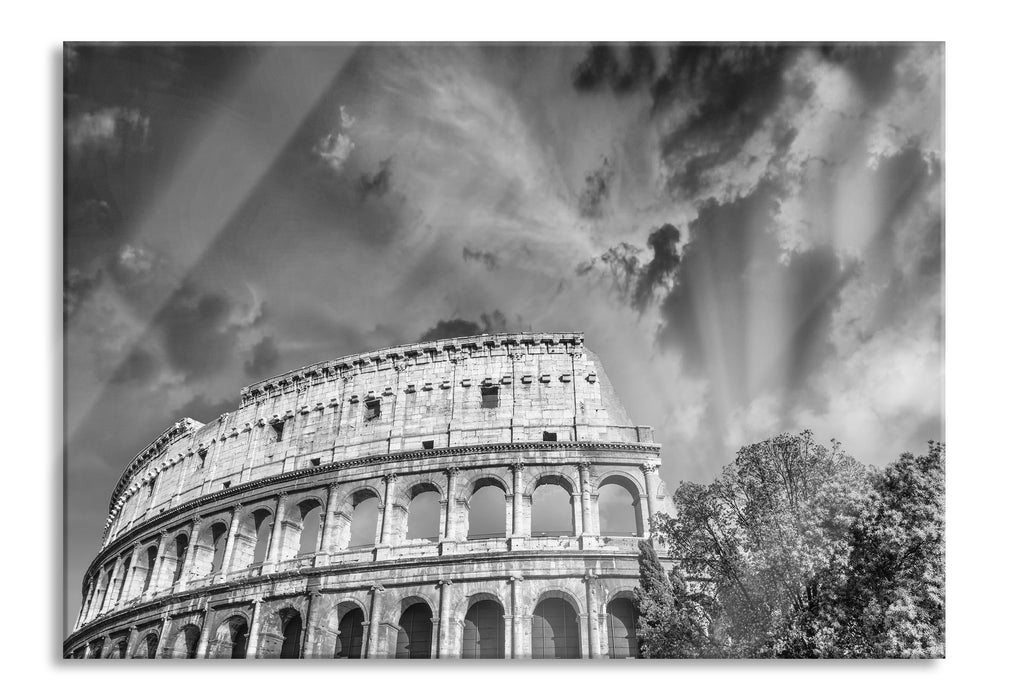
[64,332,672,659]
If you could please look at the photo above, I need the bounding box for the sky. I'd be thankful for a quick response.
[63,43,943,632]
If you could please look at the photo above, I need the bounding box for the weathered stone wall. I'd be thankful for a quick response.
[65,332,672,659]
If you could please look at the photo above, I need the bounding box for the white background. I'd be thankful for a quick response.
[1,1,1002,696]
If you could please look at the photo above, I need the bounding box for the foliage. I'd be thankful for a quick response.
[634,539,718,658]
[650,430,870,657]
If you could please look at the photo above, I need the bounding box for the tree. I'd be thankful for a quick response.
[634,540,717,658]
[779,442,945,658]
[651,430,869,657]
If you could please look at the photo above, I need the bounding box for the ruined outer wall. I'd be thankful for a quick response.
[65,332,671,659]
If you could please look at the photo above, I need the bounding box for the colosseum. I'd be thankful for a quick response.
[64,331,672,659]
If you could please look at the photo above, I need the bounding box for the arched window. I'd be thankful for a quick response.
[395,603,433,658]
[406,486,440,541]
[96,565,113,612]
[211,616,249,659]
[171,534,189,584]
[335,608,365,659]
[280,610,303,659]
[209,522,228,574]
[531,598,581,658]
[115,554,132,602]
[597,478,644,536]
[462,599,505,658]
[531,479,575,536]
[252,510,273,564]
[607,598,639,658]
[468,483,506,539]
[297,501,323,556]
[141,545,158,593]
[107,638,127,658]
[349,493,379,547]
[140,633,158,659]
[172,624,201,659]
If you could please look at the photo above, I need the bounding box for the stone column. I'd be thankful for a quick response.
[316,484,336,564]
[436,579,453,658]
[195,604,213,658]
[148,530,171,597]
[641,461,660,535]
[509,574,524,658]
[443,467,459,541]
[154,614,171,658]
[266,493,289,569]
[245,598,264,659]
[178,517,204,590]
[509,461,526,547]
[366,584,385,658]
[301,588,322,658]
[379,474,397,544]
[125,625,139,659]
[577,462,595,540]
[584,573,600,658]
[220,505,243,577]
[76,579,95,629]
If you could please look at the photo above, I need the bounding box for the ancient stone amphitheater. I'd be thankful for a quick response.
[64,332,671,659]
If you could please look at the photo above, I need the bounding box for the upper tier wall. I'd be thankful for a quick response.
[103,333,651,540]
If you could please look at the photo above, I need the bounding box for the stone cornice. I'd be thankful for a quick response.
[86,440,659,585]
[239,332,584,407]
[108,418,201,514]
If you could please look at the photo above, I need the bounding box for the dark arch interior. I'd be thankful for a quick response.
[335,608,365,658]
[531,597,581,658]
[209,522,228,574]
[142,633,158,658]
[141,545,158,593]
[280,611,303,659]
[172,534,188,583]
[462,599,505,659]
[252,509,273,564]
[395,602,433,658]
[606,598,639,658]
[297,501,323,555]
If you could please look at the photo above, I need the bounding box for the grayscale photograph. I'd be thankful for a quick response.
[62,42,944,660]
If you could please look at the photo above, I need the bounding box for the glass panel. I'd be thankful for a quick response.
[395,604,433,658]
[531,599,581,658]
[462,600,505,659]
[607,599,639,658]
[336,608,365,658]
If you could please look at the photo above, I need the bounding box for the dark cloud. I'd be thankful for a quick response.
[155,285,260,379]
[577,157,615,219]
[358,157,393,200]
[244,336,280,379]
[462,246,499,270]
[631,224,681,311]
[656,183,853,401]
[63,267,103,321]
[417,310,512,343]
[819,43,912,105]
[573,44,657,94]
[110,346,158,385]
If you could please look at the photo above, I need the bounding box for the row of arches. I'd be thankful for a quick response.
[86,596,639,659]
[81,469,654,628]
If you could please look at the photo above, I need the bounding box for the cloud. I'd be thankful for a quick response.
[313,132,355,173]
[177,392,236,423]
[340,105,356,130]
[416,310,513,343]
[573,44,657,94]
[244,335,280,379]
[462,246,499,270]
[66,106,149,156]
[631,223,681,310]
[358,157,393,200]
[63,267,102,321]
[577,157,615,219]
[110,346,158,385]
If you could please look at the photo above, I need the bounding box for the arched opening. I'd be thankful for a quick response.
[395,602,433,658]
[171,624,201,659]
[141,545,158,594]
[531,597,581,658]
[468,482,506,539]
[462,599,505,658]
[209,522,228,574]
[252,510,273,564]
[171,534,189,584]
[211,615,249,659]
[334,607,366,659]
[349,492,379,547]
[280,610,303,659]
[598,477,644,536]
[297,501,323,556]
[106,638,127,658]
[115,554,132,603]
[531,478,575,536]
[139,633,158,659]
[406,485,440,541]
[607,598,639,658]
[95,565,113,613]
